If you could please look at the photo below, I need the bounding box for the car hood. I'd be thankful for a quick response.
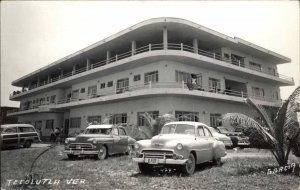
[212,133,231,141]
[150,134,194,147]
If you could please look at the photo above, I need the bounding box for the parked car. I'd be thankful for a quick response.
[0,124,40,149]
[132,121,226,175]
[217,126,250,148]
[208,127,233,148]
[64,124,136,159]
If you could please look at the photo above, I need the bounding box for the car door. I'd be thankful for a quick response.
[195,126,212,163]
[118,128,129,153]
[203,126,215,161]
[2,127,19,148]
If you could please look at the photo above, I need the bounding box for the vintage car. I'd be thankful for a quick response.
[208,127,233,148]
[217,126,250,148]
[132,121,226,175]
[64,124,136,159]
[0,124,40,149]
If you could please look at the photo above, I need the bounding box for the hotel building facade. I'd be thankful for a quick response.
[8,18,294,137]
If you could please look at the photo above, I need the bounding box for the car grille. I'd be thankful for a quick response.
[68,143,93,150]
[142,150,174,159]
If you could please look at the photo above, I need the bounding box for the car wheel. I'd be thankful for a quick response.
[213,157,222,166]
[138,163,153,174]
[181,153,195,175]
[24,140,32,148]
[95,145,107,160]
[67,154,78,159]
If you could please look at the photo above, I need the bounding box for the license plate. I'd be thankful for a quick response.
[73,151,81,155]
[148,158,158,164]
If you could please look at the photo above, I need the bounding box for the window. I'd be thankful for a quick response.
[112,128,119,135]
[50,95,56,104]
[250,62,262,72]
[209,78,221,92]
[137,111,159,126]
[80,88,85,93]
[119,128,126,136]
[175,71,202,87]
[133,74,141,82]
[198,126,205,136]
[107,81,113,87]
[175,111,199,122]
[46,120,54,129]
[100,83,106,89]
[144,71,158,84]
[116,78,129,94]
[273,91,279,100]
[210,113,222,128]
[39,98,45,105]
[72,90,79,99]
[70,117,81,128]
[88,85,97,97]
[87,115,101,124]
[203,127,212,137]
[35,120,42,130]
[19,127,35,133]
[4,127,17,133]
[109,113,127,124]
[252,87,265,97]
[231,54,245,67]
[268,67,276,76]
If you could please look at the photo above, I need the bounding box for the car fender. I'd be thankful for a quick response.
[213,141,226,159]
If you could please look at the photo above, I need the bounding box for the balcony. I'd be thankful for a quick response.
[8,81,283,116]
[9,43,294,99]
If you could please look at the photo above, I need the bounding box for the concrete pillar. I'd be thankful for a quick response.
[72,65,76,75]
[47,74,50,83]
[60,70,64,78]
[28,82,31,90]
[193,39,198,53]
[106,51,111,64]
[163,27,168,50]
[37,78,40,87]
[86,58,91,70]
[131,40,136,56]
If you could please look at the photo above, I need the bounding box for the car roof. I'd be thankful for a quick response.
[165,121,209,127]
[86,124,113,129]
[1,124,34,128]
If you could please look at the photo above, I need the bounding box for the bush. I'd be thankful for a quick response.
[243,128,271,149]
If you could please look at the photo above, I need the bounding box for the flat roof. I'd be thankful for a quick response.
[12,17,291,86]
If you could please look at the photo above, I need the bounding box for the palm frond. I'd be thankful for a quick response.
[222,113,277,146]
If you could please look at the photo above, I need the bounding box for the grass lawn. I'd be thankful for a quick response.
[1,145,300,190]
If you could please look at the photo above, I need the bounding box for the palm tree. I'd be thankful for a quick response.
[222,85,300,166]
[140,112,177,137]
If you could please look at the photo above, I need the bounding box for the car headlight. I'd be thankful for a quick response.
[65,138,69,144]
[176,143,183,150]
[134,143,140,150]
[92,139,97,144]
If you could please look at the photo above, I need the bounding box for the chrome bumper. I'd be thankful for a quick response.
[132,157,188,165]
[64,149,98,155]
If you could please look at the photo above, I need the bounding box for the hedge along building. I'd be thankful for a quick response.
[8,18,294,137]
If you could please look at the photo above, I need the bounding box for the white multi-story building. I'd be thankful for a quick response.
[8,18,294,137]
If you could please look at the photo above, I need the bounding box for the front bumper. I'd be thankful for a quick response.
[64,149,98,155]
[132,151,188,165]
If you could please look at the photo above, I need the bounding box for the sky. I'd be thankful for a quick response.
[1,1,299,107]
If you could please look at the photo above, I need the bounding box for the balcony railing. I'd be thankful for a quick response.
[10,42,293,98]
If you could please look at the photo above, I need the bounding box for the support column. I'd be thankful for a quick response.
[72,65,76,75]
[86,58,91,70]
[131,40,136,56]
[60,70,64,78]
[193,39,198,54]
[106,51,111,64]
[163,27,168,50]
[37,78,40,87]
[47,74,50,83]
[28,82,31,90]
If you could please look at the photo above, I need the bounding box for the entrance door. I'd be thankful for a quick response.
[64,119,69,136]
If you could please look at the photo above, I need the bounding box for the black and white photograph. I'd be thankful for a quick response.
[1,1,300,190]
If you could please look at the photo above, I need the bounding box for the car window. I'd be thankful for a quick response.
[119,128,126,136]
[85,128,111,134]
[218,128,228,133]
[161,124,195,135]
[4,127,17,133]
[198,126,205,136]
[112,128,119,136]
[203,127,212,137]
[19,127,35,133]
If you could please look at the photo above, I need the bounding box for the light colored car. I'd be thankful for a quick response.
[64,124,136,159]
[0,124,40,149]
[208,127,233,148]
[132,121,226,175]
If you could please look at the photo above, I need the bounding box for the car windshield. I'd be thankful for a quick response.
[209,127,218,134]
[160,124,195,135]
[218,127,229,133]
[85,128,112,135]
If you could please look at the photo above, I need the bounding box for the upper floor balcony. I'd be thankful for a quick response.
[7,80,283,116]
[9,42,294,101]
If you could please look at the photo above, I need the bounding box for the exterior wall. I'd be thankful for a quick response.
[18,113,63,137]
[68,96,257,135]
